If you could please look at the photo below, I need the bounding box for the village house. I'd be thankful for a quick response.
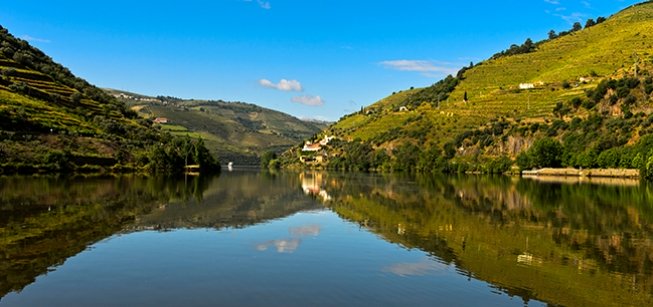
[302,135,335,152]
[519,83,535,90]
[153,117,169,124]
[302,142,321,152]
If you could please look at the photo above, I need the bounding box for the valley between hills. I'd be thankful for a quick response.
[2,1,653,178]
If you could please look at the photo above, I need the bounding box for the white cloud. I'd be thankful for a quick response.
[244,0,271,9]
[300,115,331,122]
[292,95,324,107]
[20,35,50,43]
[380,60,458,76]
[259,78,303,92]
[544,0,560,4]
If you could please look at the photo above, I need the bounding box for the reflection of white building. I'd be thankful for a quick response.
[300,172,332,202]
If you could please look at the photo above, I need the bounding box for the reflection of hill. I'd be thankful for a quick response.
[132,172,322,230]
[0,176,185,298]
[323,174,653,307]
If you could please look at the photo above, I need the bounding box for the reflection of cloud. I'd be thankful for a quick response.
[383,259,444,277]
[256,224,321,254]
[256,239,301,253]
[290,225,320,237]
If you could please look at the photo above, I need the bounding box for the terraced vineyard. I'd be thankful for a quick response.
[0,25,217,174]
[313,1,653,172]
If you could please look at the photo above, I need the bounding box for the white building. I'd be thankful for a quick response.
[519,83,535,90]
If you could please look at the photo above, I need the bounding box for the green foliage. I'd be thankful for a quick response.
[521,138,564,169]
[147,136,219,174]
[403,75,459,108]
[260,151,279,169]
[643,153,653,181]
[491,38,536,59]
[484,156,513,174]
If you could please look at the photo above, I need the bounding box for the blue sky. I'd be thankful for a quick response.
[0,0,642,121]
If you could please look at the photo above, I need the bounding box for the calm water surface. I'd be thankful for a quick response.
[1,172,653,306]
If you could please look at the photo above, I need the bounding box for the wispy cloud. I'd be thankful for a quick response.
[292,95,324,107]
[380,60,458,77]
[258,0,271,9]
[20,35,50,43]
[244,0,271,10]
[544,0,591,24]
[259,78,303,92]
[554,12,587,24]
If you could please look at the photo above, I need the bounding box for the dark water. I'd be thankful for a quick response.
[1,172,653,306]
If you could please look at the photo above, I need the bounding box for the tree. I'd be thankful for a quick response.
[548,30,558,40]
[585,18,596,28]
[260,151,278,169]
[529,138,564,168]
[596,16,606,24]
[522,38,535,53]
[572,22,583,32]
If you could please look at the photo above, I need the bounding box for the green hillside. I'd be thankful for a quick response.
[292,1,653,175]
[0,25,218,174]
[105,89,327,165]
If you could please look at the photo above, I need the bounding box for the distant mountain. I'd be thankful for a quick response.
[104,89,328,165]
[0,25,218,174]
[286,1,653,177]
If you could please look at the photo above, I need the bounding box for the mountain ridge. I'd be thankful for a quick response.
[105,88,327,165]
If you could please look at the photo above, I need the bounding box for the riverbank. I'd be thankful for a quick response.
[522,168,640,178]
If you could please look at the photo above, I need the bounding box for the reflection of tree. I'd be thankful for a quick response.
[322,173,653,307]
[133,172,321,230]
[0,175,214,298]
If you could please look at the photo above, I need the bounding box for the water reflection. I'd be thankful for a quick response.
[0,172,319,299]
[309,173,653,307]
[383,258,447,277]
[2,171,653,306]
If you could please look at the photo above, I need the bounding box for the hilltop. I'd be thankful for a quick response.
[285,1,653,178]
[105,89,327,165]
[0,25,218,174]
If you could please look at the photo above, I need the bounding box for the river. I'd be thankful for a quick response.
[1,171,652,306]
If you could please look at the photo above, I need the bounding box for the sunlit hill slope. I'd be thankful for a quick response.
[0,26,218,174]
[106,89,327,165]
[291,1,653,174]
